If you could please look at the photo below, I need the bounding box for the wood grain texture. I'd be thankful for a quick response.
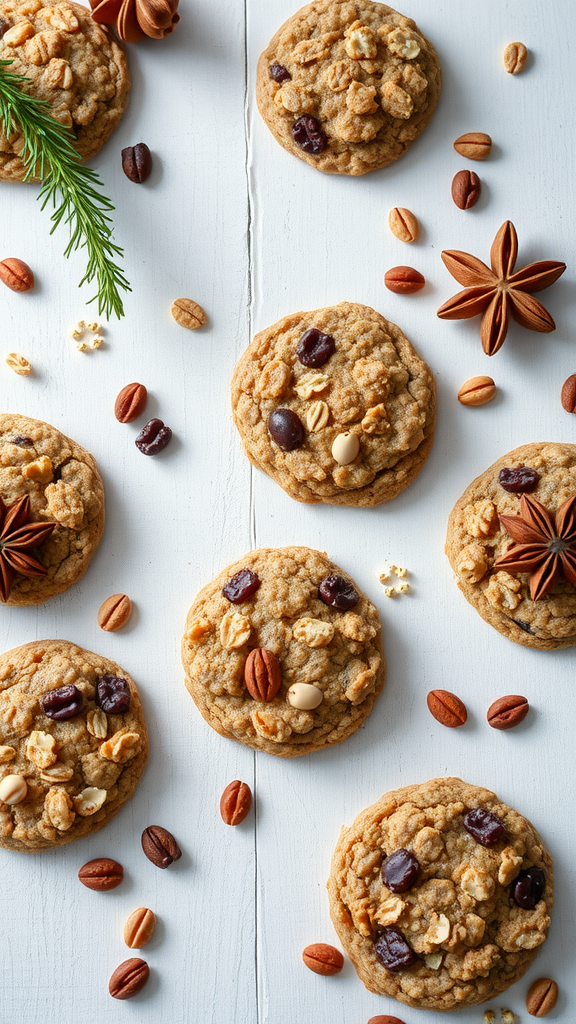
[0,0,574,1021]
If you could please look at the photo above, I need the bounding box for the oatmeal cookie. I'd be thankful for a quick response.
[256,0,441,175]
[0,639,148,851]
[181,546,385,757]
[446,443,576,649]
[231,301,435,506]
[0,413,105,604]
[0,0,129,181]
[327,777,553,1011]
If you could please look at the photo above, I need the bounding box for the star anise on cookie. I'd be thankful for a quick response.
[437,221,566,355]
[0,495,55,602]
[90,0,179,43]
[494,493,576,601]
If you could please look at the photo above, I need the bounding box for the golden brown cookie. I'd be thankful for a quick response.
[0,0,129,181]
[256,0,441,175]
[0,640,148,851]
[231,301,435,506]
[446,442,576,649]
[0,413,105,604]
[182,546,385,757]
[327,777,553,1011]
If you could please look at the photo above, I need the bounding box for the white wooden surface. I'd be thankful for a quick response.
[0,1,574,1021]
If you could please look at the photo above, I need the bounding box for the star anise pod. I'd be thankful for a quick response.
[90,0,179,43]
[0,495,55,603]
[437,221,566,355]
[493,493,576,601]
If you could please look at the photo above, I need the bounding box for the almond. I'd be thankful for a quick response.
[487,694,529,730]
[0,257,34,292]
[244,648,282,701]
[302,943,344,976]
[451,169,481,209]
[388,207,419,243]
[457,375,496,406]
[98,593,132,631]
[220,780,252,825]
[384,266,425,294]
[561,374,576,413]
[114,382,147,423]
[108,958,149,1000]
[453,132,492,160]
[426,689,467,728]
[123,907,156,948]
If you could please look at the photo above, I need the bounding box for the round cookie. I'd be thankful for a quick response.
[0,640,148,851]
[446,442,576,649]
[327,777,553,1012]
[181,546,385,757]
[0,0,130,182]
[0,413,105,604]
[256,0,441,176]
[231,301,435,506]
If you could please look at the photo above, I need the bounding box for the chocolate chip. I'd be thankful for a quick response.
[121,143,153,184]
[268,408,305,451]
[41,684,84,721]
[95,675,131,715]
[0,18,9,38]
[222,568,261,604]
[268,63,291,83]
[141,825,182,868]
[318,573,359,610]
[514,618,535,634]
[382,849,421,893]
[373,926,415,972]
[513,866,545,909]
[11,435,34,447]
[292,115,327,155]
[296,328,336,368]
[498,466,540,493]
[135,418,172,456]
[463,807,505,847]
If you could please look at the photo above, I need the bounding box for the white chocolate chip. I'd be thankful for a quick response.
[287,682,323,710]
[0,774,27,804]
[423,952,443,970]
[387,27,421,59]
[332,431,360,465]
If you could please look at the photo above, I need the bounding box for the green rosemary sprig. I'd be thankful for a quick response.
[0,59,130,319]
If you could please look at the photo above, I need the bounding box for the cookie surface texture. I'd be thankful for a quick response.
[327,777,553,1011]
[182,546,385,757]
[0,0,129,181]
[0,640,148,851]
[256,0,441,176]
[446,442,576,649]
[231,301,435,506]
[0,414,105,603]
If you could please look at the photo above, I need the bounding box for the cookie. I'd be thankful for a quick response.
[0,0,129,182]
[0,413,105,604]
[231,301,435,506]
[256,0,441,176]
[327,777,553,1011]
[446,442,576,649]
[0,640,148,851]
[181,546,385,757]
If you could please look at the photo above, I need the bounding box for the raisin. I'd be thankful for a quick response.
[513,866,545,909]
[373,926,415,972]
[268,409,305,451]
[292,116,327,155]
[463,808,505,847]
[268,63,291,84]
[135,418,172,456]
[382,849,421,893]
[11,436,34,447]
[318,573,359,610]
[296,328,336,368]
[498,466,540,493]
[95,675,131,715]
[41,684,84,721]
[223,568,261,604]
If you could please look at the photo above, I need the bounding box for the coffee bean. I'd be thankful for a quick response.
[451,169,481,209]
[318,573,359,610]
[108,958,149,999]
[41,684,84,721]
[292,115,327,154]
[135,418,172,456]
[222,568,261,603]
[427,689,467,728]
[373,926,415,972]
[487,694,529,730]
[78,857,124,891]
[296,328,335,367]
[526,977,559,1017]
[114,382,148,423]
[382,849,421,893]
[141,825,182,868]
[302,943,344,975]
[121,143,152,183]
[220,781,252,825]
[95,675,131,714]
[268,408,305,451]
[463,808,504,847]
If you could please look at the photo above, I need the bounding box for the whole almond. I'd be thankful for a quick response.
[504,41,528,74]
[302,943,344,976]
[526,977,559,1017]
[114,382,148,423]
[141,824,182,868]
[561,374,576,413]
[171,298,207,330]
[98,593,132,632]
[457,375,496,406]
[453,132,492,160]
[0,257,34,292]
[244,648,282,701]
[427,689,467,728]
[78,857,124,891]
[452,169,481,209]
[220,780,252,825]
[384,266,425,294]
[388,207,419,243]
[123,907,156,949]
[487,694,529,730]
[108,958,149,1000]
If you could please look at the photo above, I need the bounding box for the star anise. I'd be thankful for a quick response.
[90,0,179,43]
[437,221,566,355]
[493,493,576,601]
[0,495,55,602]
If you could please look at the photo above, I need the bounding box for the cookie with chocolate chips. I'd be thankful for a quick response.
[0,640,148,851]
[256,0,441,175]
[231,301,435,506]
[327,777,553,1011]
[181,546,385,757]
[446,442,576,649]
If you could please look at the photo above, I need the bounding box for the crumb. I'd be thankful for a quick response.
[501,1012,515,1024]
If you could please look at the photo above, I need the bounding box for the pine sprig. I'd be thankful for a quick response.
[0,59,130,319]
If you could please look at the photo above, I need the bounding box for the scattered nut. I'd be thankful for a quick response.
[367,1017,408,1024]
[121,143,152,183]
[388,207,419,243]
[458,375,496,406]
[453,132,492,160]
[426,689,467,728]
[0,773,27,804]
[5,352,32,375]
[171,298,207,330]
[287,682,323,710]
[384,266,425,294]
[504,42,528,74]
[452,169,481,209]
[141,824,182,868]
[123,907,156,949]
[302,943,344,976]
[526,977,559,1017]
[384,583,410,597]
[78,857,123,891]
[98,593,132,632]
[561,374,576,413]
[220,780,252,825]
[73,787,107,817]
[114,382,148,423]
[501,1011,515,1024]
[0,257,34,292]
[22,456,53,483]
[487,695,529,730]
[331,431,360,465]
[109,958,150,1000]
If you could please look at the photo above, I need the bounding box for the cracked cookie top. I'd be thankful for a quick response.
[0,640,148,851]
[0,0,129,181]
[0,413,105,603]
[256,0,441,175]
[327,777,553,1011]
[231,302,435,507]
[182,546,385,757]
